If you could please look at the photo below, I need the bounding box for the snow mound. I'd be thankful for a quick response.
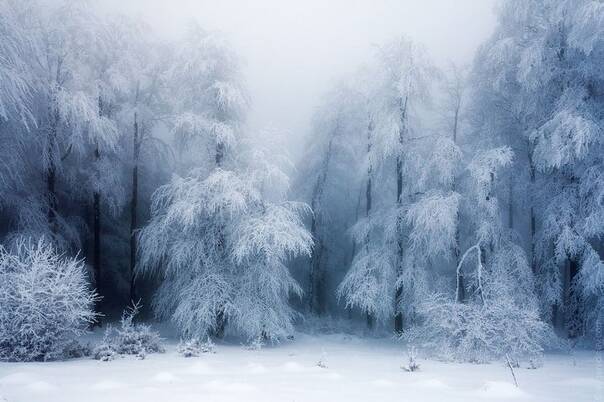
[200,379,256,392]
[26,380,55,392]
[370,379,395,387]
[476,381,527,399]
[152,372,180,383]
[0,372,35,385]
[246,362,268,374]
[323,372,343,380]
[91,380,126,390]
[281,361,307,372]
[413,378,449,389]
[185,362,213,375]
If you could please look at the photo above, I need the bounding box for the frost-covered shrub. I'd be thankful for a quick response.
[401,347,420,372]
[406,246,555,364]
[405,148,556,364]
[0,240,98,362]
[177,338,216,357]
[406,295,552,364]
[93,302,164,361]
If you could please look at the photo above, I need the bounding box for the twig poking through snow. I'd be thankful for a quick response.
[401,347,420,372]
[316,349,328,368]
[505,354,519,387]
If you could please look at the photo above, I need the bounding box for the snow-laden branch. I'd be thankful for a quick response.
[455,242,484,304]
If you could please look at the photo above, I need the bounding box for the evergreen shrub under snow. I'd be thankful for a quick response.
[0,239,98,362]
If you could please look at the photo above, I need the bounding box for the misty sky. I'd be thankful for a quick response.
[99,0,498,156]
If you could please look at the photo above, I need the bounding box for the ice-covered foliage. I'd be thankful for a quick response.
[406,294,551,364]
[138,128,312,342]
[337,37,457,329]
[0,239,98,362]
[337,217,397,323]
[93,302,164,361]
[0,0,34,127]
[405,149,553,363]
[168,24,247,169]
[472,0,604,340]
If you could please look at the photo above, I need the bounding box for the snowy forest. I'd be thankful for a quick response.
[0,0,603,401]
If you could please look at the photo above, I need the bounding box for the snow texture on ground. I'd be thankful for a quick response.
[0,333,601,402]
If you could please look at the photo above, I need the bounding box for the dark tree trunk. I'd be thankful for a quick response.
[394,95,408,334]
[565,257,581,337]
[451,97,465,303]
[216,141,225,167]
[129,112,140,303]
[528,143,537,274]
[93,96,105,307]
[93,185,101,300]
[214,140,227,337]
[508,174,514,230]
[365,117,374,329]
[47,107,59,235]
[394,156,404,333]
[308,136,334,315]
[47,160,57,233]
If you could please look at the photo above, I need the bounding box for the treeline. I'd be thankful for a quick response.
[297,0,603,359]
[0,0,602,362]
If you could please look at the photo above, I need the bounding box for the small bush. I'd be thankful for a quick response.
[93,302,164,361]
[0,239,98,362]
[401,347,420,372]
[177,338,216,357]
[316,350,328,368]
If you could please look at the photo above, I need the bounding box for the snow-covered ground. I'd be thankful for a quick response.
[0,333,602,402]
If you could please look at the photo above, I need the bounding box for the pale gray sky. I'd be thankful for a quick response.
[100,0,497,155]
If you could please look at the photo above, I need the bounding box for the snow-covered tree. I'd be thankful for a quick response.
[338,37,451,331]
[138,132,312,341]
[473,0,604,341]
[167,24,247,172]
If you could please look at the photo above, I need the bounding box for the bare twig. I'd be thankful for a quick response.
[505,354,519,387]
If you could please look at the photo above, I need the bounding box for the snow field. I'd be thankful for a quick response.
[0,334,601,402]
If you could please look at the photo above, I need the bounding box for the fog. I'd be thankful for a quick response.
[99,0,497,156]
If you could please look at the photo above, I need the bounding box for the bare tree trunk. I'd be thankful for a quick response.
[129,112,140,303]
[365,117,374,329]
[508,173,514,230]
[528,143,536,274]
[348,187,363,321]
[394,95,408,334]
[308,136,334,315]
[215,139,227,337]
[93,144,102,303]
[215,141,225,167]
[47,106,59,236]
[349,186,363,266]
[93,96,105,309]
[563,204,581,339]
[451,98,464,303]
